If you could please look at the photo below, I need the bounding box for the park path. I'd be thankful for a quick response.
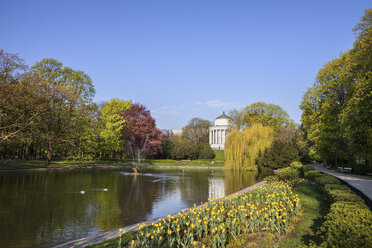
[310,164,372,202]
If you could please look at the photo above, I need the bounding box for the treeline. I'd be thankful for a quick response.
[300,9,371,166]
[225,102,309,171]
[0,54,214,164]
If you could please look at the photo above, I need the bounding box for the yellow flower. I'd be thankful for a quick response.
[167,230,172,235]
[119,228,123,232]
[131,240,135,245]
[159,236,163,240]
[193,241,198,245]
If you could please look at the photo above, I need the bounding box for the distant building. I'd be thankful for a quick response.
[209,112,231,150]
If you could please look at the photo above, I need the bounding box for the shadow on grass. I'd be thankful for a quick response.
[280,182,330,247]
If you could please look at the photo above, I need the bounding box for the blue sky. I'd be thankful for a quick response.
[1,0,370,129]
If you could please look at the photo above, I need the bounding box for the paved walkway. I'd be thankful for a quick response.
[310,164,372,202]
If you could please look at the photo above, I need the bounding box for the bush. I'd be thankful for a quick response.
[276,166,301,180]
[314,175,341,189]
[197,143,215,159]
[263,175,278,183]
[304,170,322,181]
[256,140,300,169]
[325,188,365,204]
[318,202,372,248]
[290,161,303,168]
[301,165,316,177]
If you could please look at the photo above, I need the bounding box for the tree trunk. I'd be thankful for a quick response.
[46,142,53,164]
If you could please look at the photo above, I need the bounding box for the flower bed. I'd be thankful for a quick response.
[127,180,303,247]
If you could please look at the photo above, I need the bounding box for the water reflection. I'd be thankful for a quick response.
[0,168,269,248]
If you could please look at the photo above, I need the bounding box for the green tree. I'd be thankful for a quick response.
[225,123,274,170]
[99,98,132,158]
[230,102,291,130]
[300,9,372,165]
[32,58,96,164]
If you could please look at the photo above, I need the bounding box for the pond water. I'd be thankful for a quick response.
[0,168,270,247]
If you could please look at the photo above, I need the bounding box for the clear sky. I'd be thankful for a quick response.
[1,0,370,129]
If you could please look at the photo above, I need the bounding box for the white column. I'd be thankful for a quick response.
[218,129,221,144]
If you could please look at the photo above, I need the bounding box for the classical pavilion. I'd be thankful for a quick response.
[209,112,231,150]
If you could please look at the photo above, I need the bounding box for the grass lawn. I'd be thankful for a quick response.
[279,182,329,247]
[0,156,225,170]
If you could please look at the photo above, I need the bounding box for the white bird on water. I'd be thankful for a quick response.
[80,191,86,194]
[103,188,108,192]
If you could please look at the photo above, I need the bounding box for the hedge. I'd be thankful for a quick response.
[300,165,372,248]
[318,202,372,247]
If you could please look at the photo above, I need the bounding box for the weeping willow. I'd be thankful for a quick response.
[225,123,274,170]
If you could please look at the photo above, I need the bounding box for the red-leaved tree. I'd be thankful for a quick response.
[121,103,163,159]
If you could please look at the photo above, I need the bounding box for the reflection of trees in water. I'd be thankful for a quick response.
[179,170,209,206]
[224,170,259,195]
[117,174,161,225]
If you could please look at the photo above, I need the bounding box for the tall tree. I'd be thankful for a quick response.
[225,123,273,170]
[99,98,132,158]
[182,118,211,145]
[121,104,163,159]
[300,9,372,165]
[230,102,291,130]
[32,58,96,164]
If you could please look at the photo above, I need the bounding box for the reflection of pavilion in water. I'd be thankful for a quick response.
[208,177,225,199]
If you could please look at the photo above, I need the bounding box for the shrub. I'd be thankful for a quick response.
[290,161,303,168]
[324,188,364,204]
[314,175,341,189]
[304,170,322,181]
[318,202,372,248]
[197,143,215,159]
[256,140,300,169]
[276,166,301,180]
[301,165,316,177]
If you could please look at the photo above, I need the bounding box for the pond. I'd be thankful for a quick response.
[0,167,270,247]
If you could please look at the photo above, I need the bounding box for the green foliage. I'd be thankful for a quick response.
[304,170,322,181]
[213,150,225,161]
[197,143,215,159]
[318,202,372,248]
[301,165,316,177]
[324,188,364,204]
[225,123,274,170]
[314,175,341,189]
[257,140,300,169]
[300,9,372,165]
[99,98,132,157]
[229,102,292,130]
[276,166,301,180]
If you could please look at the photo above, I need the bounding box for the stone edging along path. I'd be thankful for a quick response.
[53,180,267,248]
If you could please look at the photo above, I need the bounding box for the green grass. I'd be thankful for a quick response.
[213,150,225,161]
[0,157,225,170]
[279,182,329,247]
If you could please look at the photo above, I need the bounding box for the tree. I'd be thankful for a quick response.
[225,123,274,170]
[99,98,132,158]
[230,102,291,130]
[182,118,211,144]
[257,125,305,169]
[32,58,96,164]
[300,9,372,165]
[121,103,163,159]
